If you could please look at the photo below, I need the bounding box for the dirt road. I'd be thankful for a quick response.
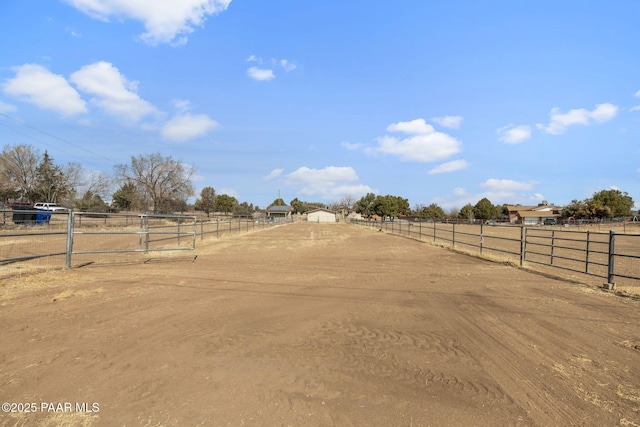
[1,223,639,426]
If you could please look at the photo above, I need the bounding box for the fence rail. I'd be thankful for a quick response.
[351,219,640,288]
[0,210,294,277]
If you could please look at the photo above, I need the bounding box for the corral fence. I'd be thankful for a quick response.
[351,219,640,289]
[0,210,294,276]
[194,214,294,240]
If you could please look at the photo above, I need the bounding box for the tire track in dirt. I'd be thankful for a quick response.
[292,320,511,404]
[3,222,640,426]
[434,290,613,426]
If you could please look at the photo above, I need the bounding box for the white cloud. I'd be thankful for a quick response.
[635,90,640,98]
[386,118,434,135]
[590,103,618,122]
[264,168,284,180]
[427,159,468,175]
[246,56,297,80]
[497,124,532,144]
[374,118,461,162]
[161,113,218,142]
[287,166,358,185]
[247,67,275,81]
[430,179,542,209]
[70,61,156,121]
[2,64,87,117]
[63,0,231,45]
[172,98,191,113]
[631,106,640,112]
[341,141,364,150]
[280,59,297,72]
[480,178,538,192]
[431,115,463,129]
[452,187,469,197]
[277,166,374,199]
[66,27,82,37]
[537,103,618,135]
[0,100,17,113]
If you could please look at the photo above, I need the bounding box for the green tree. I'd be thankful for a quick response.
[561,199,587,219]
[289,198,304,213]
[355,193,376,217]
[372,195,410,220]
[287,198,325,213]
[585,202,611,219]
[498,204,510,220]
[111,181,140,211]
[32,151,71,203]
[421,203,446,220]
[234,201,255,216]
[215,194,238,214]
[589,189,634,217]
[195,186,216,216]
[75,191,109,212]
[459,204,475,222]
[271,197,286,207]
[473,197,497,221]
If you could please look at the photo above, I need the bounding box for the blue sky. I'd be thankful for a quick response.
[1,1,639,210]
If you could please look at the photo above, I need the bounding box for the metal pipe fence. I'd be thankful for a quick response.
[195,215,294,240]
[351,219,640,288]
[0,210,295,277]
[0,210,196,276]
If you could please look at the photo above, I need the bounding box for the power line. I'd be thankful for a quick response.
[0,112,119,165]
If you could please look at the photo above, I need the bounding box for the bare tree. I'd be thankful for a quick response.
[337,194,356,214]
[71,166,113,202]
[0,144,40,202]
[115,153,195,213]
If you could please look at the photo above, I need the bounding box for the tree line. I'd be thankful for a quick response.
[1,144,636,219]
[350,191,636,222]
[0,144,257,215]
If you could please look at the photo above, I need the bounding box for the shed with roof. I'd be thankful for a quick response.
[266,205,293,218]
[307,208,337,223]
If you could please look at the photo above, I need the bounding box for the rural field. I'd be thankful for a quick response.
[1,222,639,426]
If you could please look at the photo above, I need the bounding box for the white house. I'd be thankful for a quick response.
[307,208,337,223]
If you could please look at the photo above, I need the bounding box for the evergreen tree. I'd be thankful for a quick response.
[195,187,216,216]
[33,151,70,202]
[459,204,475,222]
[421,203,446,220]
[356,192,377,217]
[215,194,238,214]
[473,198,497,220]
[111,181,139,211]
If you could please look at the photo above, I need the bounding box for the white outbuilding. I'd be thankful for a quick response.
[307,208,337,223]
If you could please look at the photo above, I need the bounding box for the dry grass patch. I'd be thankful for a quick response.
[0,270,103,303]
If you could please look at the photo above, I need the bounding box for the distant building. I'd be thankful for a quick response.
[266,205,292,218]
[307,208,337,223]
[505,204,562,225]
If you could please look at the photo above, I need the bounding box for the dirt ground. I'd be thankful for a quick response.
[1,222,639,426]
